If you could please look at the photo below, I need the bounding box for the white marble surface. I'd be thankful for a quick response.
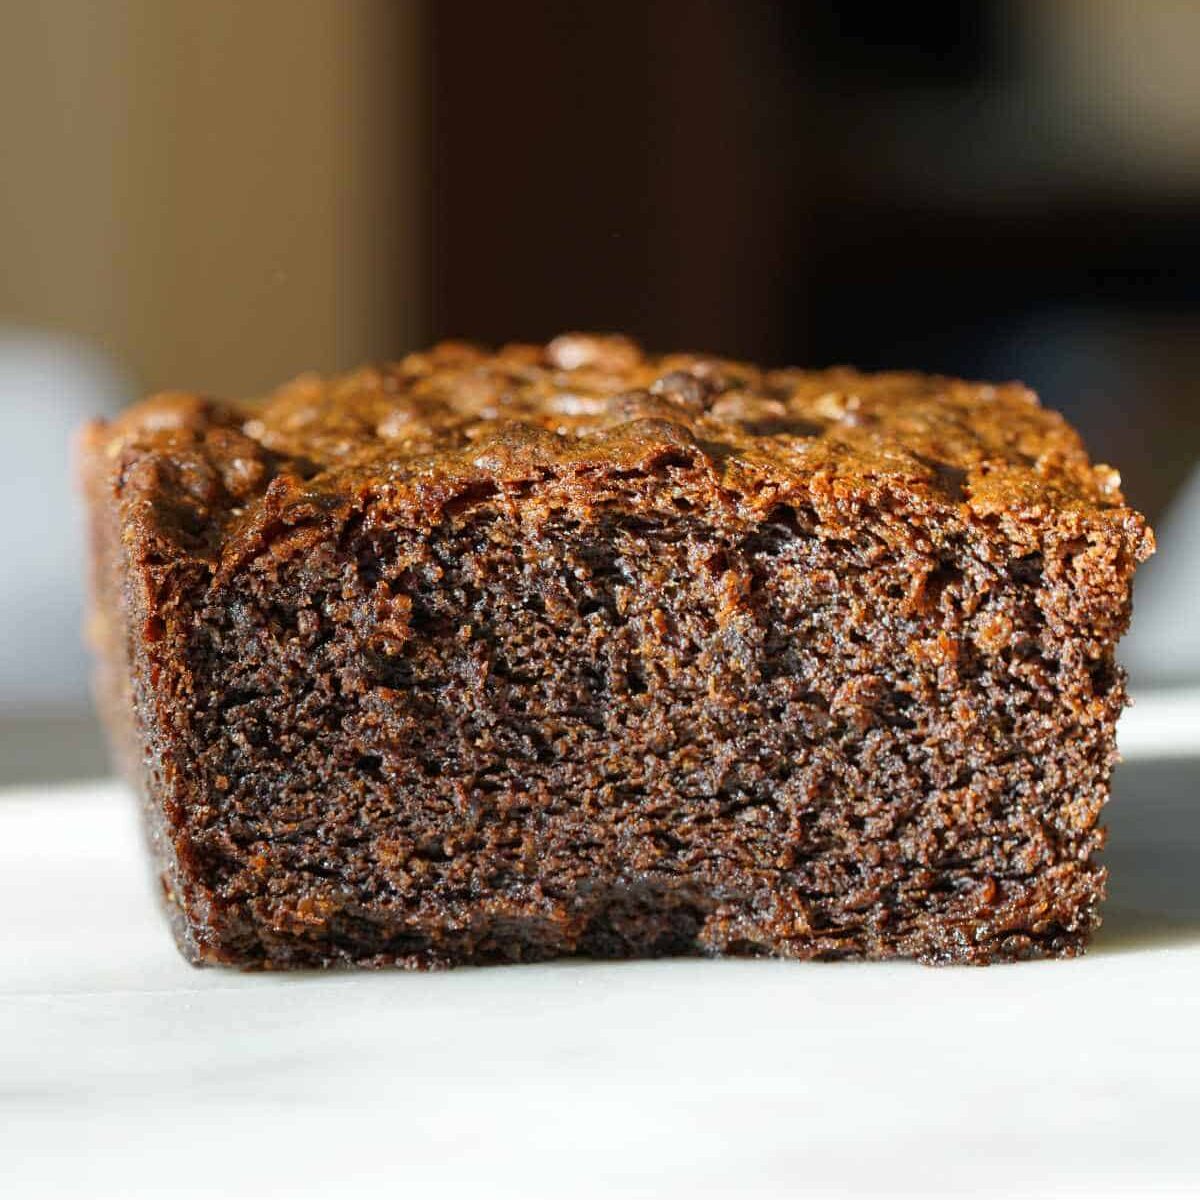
[2,757,1199,1200]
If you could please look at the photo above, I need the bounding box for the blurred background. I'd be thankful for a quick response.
[1,0,1197,784]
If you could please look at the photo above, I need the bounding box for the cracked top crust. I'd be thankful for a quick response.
[84,333,1152,563]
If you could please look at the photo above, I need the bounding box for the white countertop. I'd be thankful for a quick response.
[2,753,1199,1199]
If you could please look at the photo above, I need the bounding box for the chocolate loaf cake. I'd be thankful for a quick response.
[82,334,1152,967]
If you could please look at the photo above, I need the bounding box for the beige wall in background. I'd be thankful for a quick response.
[0,0,426,399]
[1020,0,1200,192]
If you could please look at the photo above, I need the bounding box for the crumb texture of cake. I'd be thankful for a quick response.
[81,334,1153,967]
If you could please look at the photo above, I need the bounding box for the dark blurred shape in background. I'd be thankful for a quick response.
[431,0,1200,519]
[1,0,1197,779]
